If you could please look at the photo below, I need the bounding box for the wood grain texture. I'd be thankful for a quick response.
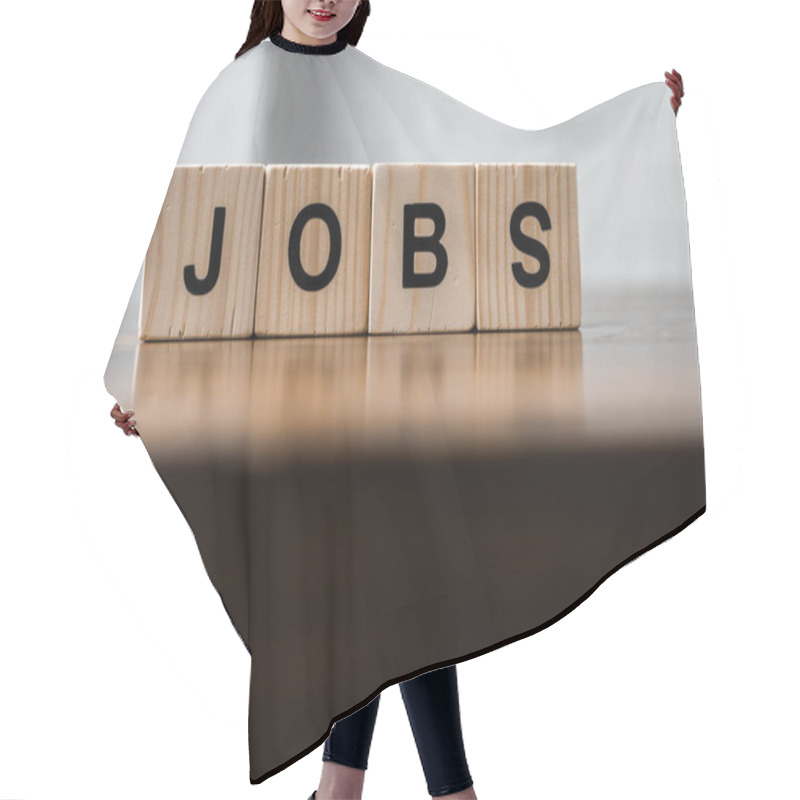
[140,165,264,340]
[255,165,372,337]
[369,163,476,335]
[476,163,581,331]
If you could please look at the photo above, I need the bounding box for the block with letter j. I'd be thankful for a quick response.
[139,165,264,340]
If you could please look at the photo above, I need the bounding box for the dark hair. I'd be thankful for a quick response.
[236,1,371,59]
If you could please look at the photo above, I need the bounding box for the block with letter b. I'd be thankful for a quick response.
[369,163,477,335]
[476,163,581,331]
[139,165,265,340]
[255,164,373,337]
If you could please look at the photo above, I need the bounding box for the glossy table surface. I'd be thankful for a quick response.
[106,288,703,464]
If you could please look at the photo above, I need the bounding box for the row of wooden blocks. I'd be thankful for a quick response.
[139,163,581,340]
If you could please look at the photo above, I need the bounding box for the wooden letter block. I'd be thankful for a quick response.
[476,163,581,331]
[255,165,373,337]
[139,165,265,340]
[370,163,476,334]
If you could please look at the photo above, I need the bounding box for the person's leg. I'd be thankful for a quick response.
[400,665,476,798]
[316,694,381,800]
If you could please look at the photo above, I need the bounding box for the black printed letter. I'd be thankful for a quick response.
[288,203,342,292]
[184,206,226,295]
[509,201,551,288]
[403,203,448,288]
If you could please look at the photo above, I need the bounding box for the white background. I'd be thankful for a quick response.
[1,1,796,798]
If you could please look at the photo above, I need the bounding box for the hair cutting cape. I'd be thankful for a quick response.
[105,34,705,784]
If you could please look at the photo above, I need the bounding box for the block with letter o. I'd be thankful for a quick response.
[255,164,373,337]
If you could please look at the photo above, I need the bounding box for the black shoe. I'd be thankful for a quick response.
[307,792,317,800]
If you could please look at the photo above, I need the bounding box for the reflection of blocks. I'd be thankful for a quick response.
[140,165,264,340]
[132,340,255,455]
[369,164,476,334]
[255,165,373,337]
[476,164,581,331]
